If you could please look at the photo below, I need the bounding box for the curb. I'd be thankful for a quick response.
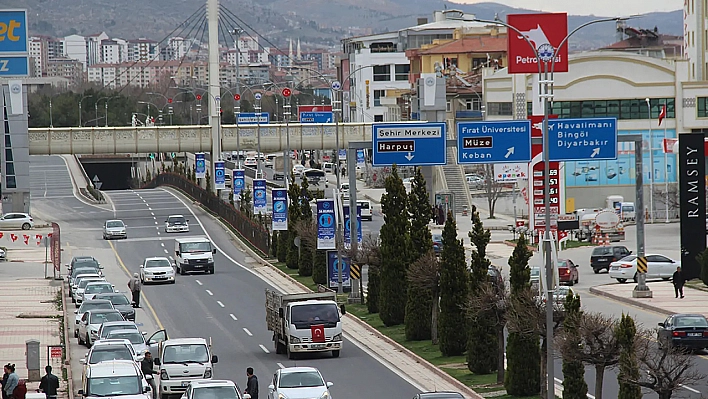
[588,285,672,316]
[160,187,484,399]
[60,279,74,399]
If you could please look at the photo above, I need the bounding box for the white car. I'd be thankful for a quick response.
[80,339,140,367]
[140,257,176,284]
[79,360,152,399]
[165,215,189,233]
[292,164,305,177]
[82,281,116,302]
[357,200,372,221]
[106,329,149,358]
[0,212,34,230]
[267,367,333,399]
[608,254,680,283]
[244,157,258,167]
[181,380,249,399]
[74,276,107,305]
[97,321,141,341]
[103,219,127,240]
[74,300,115,338]
[78,309,126,347]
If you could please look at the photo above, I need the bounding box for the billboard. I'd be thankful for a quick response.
[507,13,568,73]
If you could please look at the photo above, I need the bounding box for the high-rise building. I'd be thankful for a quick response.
[684,0,705,80]
[29,36,50,76]
[127,39,159,62]
[86,32,109,67]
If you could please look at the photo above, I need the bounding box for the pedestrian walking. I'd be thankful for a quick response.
[244,367,258,399]
[673,266,685,299]
[38,366,58,399]
[141,352,157,399]
[3,364,17,399]
[128,273,142,308]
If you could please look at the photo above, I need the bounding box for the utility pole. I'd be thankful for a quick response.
[207,0,221,193]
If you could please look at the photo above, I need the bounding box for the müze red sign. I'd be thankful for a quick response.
[507,13,568,74]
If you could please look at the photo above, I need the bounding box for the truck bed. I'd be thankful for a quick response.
[265,289,336,332]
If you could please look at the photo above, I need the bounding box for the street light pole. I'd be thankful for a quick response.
[105,101,109,127]
[645,98,654,223]
[49,98,54,128]
[79,94,93,127]
[256,95,263,178]
[284,95,291,188]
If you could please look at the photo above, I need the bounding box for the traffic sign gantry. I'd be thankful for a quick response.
[457,120,532,164]
[548,117,618,161]
[372,122,447,166]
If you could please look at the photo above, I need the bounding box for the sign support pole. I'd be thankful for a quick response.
[633,135,652,297]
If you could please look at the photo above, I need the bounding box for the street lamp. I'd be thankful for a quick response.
[97,96,113,127]
[78,94,93,127]
[645,97,655,223]
[148,92,174,125]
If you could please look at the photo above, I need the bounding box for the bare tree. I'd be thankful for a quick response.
[557,312,620,399]
[624,329,705,399]
[468,278,509,384]
[482,164,504,219]
[294,219,318,252]
[652,185,680,218]
[407,250,440,343]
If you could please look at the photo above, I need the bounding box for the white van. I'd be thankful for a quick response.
[174,237,216,275]
[323,162,334,174]
[303,168,327,187]
[154,338,218,399]
[357,200,372,221]
[340,183,350,197]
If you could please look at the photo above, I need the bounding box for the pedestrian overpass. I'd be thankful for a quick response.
[27,122,390,155]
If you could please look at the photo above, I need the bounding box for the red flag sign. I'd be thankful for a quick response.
[311,324,325,343]
[507,13,568,74]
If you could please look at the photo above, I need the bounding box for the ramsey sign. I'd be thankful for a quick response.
[507,13,568,74]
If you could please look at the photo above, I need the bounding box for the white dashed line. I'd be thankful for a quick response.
[276,363,285,369]
[217,301,225,308]
[205,290,213,296]
[259,345,270,353]
[195,280,202,286]
[229,314,237,321]
[163,249,168,254]
[160,242,165,247]
[154,221,158,225]
[168,256,174,261]
[148,207,152,211]
[243,328,252,336]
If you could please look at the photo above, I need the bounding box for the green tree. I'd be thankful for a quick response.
[286,181,302,270]
[616,314,641,399]
[239,188,253,218]
[505,234,540,396]
[205,170,212,193]
[438,211,469,356]
[378,165,411,326]
[277,231,289,263]
[312,250,327,285]
[562,293,588,399]
[271,231,279,258]
[298,177,314,276]
[367,264,380,313]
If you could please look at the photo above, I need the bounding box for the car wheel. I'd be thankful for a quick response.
[170,280,176,284]
[575,276,579,284]
[593,268,600,274]
[21,223,30,230]
[332,350,340,358]
[662,277,670,281]
[179,266,186,276]
[617,278,627,284]
[78,332,84,345]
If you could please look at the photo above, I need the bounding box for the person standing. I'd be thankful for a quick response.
[1,364,10,399]
[141,352,156,399]
[673,266,685,299]
[244,367,258,399]
[3,364,17,399]
[128,273,142,308]
[38,366,58,399]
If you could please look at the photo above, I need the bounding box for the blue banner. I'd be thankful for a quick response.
[272,189,288,231]
[233,169,245,197]
[214,161,225,190]
[317,199,336,250]
[195,153,206,179]
[253,179,267,214]
[343,205,362,246]
[356,149,365,166]
[327,251,351,289]
[338,149,347,160]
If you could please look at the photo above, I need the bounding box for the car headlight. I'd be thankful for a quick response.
[127,310,135,317]
[332,333,342,342]
[319,391,330,399]
[203,368,212,378]
[290,336,300,344]
[160,369,169,380]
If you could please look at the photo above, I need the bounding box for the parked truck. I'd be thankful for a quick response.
[265,289,345,359]
[574,208,625,242]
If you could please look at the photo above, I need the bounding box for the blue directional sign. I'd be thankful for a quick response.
[0,10,29,77]
[237,112,270,124]
[0,56,28,76]
[300,111,333,123]
[214,161,225,190]
[233,169,245,196]
[548,117,618,161]
[195,153,206,178]
[372,122,446,166]
[457,120,532,164]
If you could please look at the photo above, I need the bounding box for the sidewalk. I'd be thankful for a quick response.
[590,281,708,317]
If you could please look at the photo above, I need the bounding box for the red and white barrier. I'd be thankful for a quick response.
[0,232,52,246]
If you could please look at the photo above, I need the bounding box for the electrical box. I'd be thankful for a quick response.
[26,339,40,381]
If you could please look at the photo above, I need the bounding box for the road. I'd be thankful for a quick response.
[30,155,420,399]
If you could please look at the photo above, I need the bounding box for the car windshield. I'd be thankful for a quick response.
[99,295,130,306]
[73,268,98,279]
[101,325,137,338]
[674,316,708,328]
[79,279,102,289]
[108,332,144,345]
[75,260,100,269]
[162,344,210,364]
[193,387,239,399]
[168,217,185,224]
[432,235,442,242]
[86,284,113,294]
[180,242,211,253]
[530,268,540,278]
[90,312,123,324]
[87,376,141,397]
[557,261,569,268]
[88,347,134,364]
[145,259,172,268]
[358,202,370,209]
[290,303,340,327]
[80,302,113,313]
[106,221,124,228]
[592,247,614,256]
[278,371,324,388]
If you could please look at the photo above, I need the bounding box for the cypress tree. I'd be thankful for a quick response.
[286,180,302,270]
[404,167,434,340]
[438,211,469,356]
[562,293,588,399]
[312,249,327,285]
[505,233,540,396]
[271,231,279,258]
[277,230,288,262]
[467,206,497,374]
[298,177,314,276]
[367,264,380,313]
[616,314,641,399]
[378,165,411,326]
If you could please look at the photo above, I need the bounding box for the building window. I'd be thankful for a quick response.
[5,162,14,175]
[374,115,384,122]
[5,176,15,189]
[487,102,513,116]
[698,97,708,117]
[373,90,385,106]
[373,65,391,82]
[466,98,481,111]
[394,64,409,81]
[525,98,676,119]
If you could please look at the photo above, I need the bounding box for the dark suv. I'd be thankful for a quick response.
[590,245,631,273]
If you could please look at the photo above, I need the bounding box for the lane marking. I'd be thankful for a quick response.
[206,290,213,296]
[163,249,168,254]
[148,207,152,210]
[243,328,252,336]
[154,221,158,225]
[217,301,225,308]
[151,212,155,216]
[195,280,202,286]
[229,314,237,321]
[160,242,165,247]
[276,363,285,369]
[259,344,270,353]
[107,240,164,330]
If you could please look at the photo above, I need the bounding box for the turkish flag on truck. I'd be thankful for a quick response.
[311,324,325,343]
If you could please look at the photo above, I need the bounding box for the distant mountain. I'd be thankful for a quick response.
[4,0,682,50]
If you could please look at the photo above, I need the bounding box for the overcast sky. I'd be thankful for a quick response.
[450,0,683,16]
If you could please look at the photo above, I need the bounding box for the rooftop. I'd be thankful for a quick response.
[418,36,507,55]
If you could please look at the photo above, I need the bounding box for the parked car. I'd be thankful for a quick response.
[557,259,579,286]
[102,219,127,240]
[412,392,465,399]
[432,234,443,255]
[658,314,708,350]
[77,309,125,347]
[81,281,116,302]
[80,339,138,366]
[590,245,631,274]
[74,300,115,338]
[94,293,135,322]
[106,329,149,358]
[608,254,678,283]
[96,321,140,341]
[0,213,34,230]
[78,360,151,399]
[180,380,249,399]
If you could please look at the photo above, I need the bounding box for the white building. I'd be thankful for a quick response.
[63,34,87,69]
[100,39,123,64]
[127,39,159,62]
[29,36,48,77]
[169,37,191,60]
[86,32,109,67]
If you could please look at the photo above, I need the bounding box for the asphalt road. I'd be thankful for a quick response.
[30,156,420,399]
